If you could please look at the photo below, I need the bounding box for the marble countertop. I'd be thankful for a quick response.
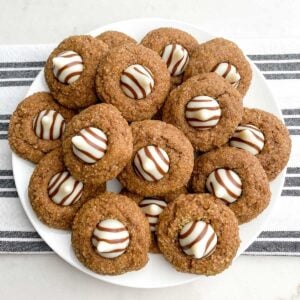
[1,0,300,299]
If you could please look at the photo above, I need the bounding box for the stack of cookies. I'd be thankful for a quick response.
[8,27,291,276]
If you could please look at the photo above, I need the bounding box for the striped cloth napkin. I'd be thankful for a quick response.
[0,39,299,255]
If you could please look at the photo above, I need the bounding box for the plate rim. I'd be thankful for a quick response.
[11,17,286,289]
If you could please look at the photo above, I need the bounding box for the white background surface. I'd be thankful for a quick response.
[0,0,300,299]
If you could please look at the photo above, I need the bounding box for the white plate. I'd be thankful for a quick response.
[12,18,285,289]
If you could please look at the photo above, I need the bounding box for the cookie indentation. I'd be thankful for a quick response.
[72,127,108,164]
[206,168,242,203]
[133,145,170,182]
[161,44,189,76]
[33,109,65,140]
[185,96,221,130]
[92,219,130,258]
[179,220,217,259]
[48,171,83,206]
[120,64,154,99]
[230,124,265,155]
[52,50,84,84]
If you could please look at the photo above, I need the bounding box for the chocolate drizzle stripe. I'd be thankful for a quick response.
[56,61,82,78]
[155,146,169,166]
[145,213,159,218]
[139,203,166,209]
[120,81,138,99]
[99,248,126,254]
[189,99,214,103]
[166,44,176,69]
[59,120,65,138]
[64,71,82,84]
[179,221,197,239]
[48,173,70,198]
[85,127,107,143]
[59,53,79,58]
[171,55,184,76]
[122,71,146,98]
[74,147,99,161]
[93,236,129,244]
[48,172,66,191]
[230,137,261,152]
[136,151,157,181]
[186,116,221,122]
[59,180,79,205]
[214,170,239,199]
[223,64,232,78]
[96,225,127,233]
[79,131,106,152]
[50,111,58,140]
[182,223,209,250]
[204,232,216,254]
[145,147,166,176]
[225,169,242,188]
[186,107,220,111]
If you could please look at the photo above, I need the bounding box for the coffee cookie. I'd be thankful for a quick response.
[122,186,188,253]
[8,92,75,163]
[162,73,243,152]
[157,193,240,275]
[45,35,108,109]
[229,108,291,181]
[184,38,252,96]
[96,30,136,48]
[62,103,133,185]
[95,43,171,122]
[118,120,194,196]
[28,148,105,229]
[72,192,151,275]
[192,147,271,224]
[141,27,198,88]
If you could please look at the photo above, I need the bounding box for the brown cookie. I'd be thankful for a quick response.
[62,103,133,185]
[192,147,271,224]
[8,92,75,163]
[228,108,291,181]
[118,120,194,196]
[71,192,151,275]
[28,148,105,229]
[96,30,136,48]
[157,193,240,275]
[45,35,108,109]
[184,38,252,96]
[95,43,171,122]
[162,73,243,152]
[141,27,198,88]
[121,186,188,253]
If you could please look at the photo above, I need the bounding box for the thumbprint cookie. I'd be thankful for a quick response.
[28,148,105,229]
[62,103,133,185]
[118,120,194,196]
[72,192,151,275]
[184,38,252,96]
[45,35,108,109]
[192,147,271,224]
[8,92,75,163]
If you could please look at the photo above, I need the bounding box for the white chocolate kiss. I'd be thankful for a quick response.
[179,221,217,259]
[33,109,65,140]
[52,50,84,84]
[206,168,242,203]
[139,199,168,232]
[213,62,241,88]
[48,171,83,206]
[161,44,189,76]
[230,124,265,155]
[120,64,154,99]
[185,96,221,130]
[92,219,130,259]
[72,127,108,164]
[133,145,170,182]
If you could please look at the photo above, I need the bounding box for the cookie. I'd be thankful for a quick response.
[184,38,252,97]
[229,108,291,181]
[192,147,271,224]
[8,92,75,163]
[141,27,198,88]
[71,192,151,275]
[95,43,171,122]
[157,193,240,275]
[121,186,188,253]
[45,35,108,109]
[118,120,194,197]
[28,148,105,229]
[96,30,136,48]
[162,73,243,152]
[62,103,133,185]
